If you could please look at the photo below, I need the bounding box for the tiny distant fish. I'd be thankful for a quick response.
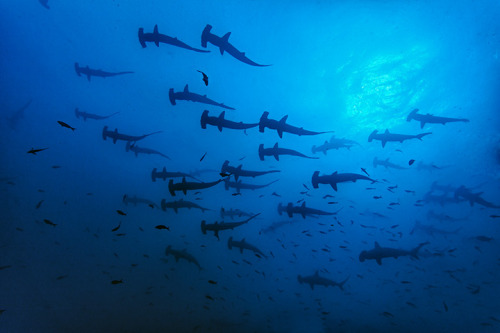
[390,224,399,229]
[36,200,44,209]
[395,149,403,153]
[327,201,338,205]
[155,225,170,230]
[271,192,281,197]
[323,195,334,199]
[389,202,400,206]
[382,312,394,318]
[297,199,304,203]
[408,159,415,166]
[86,193,93,196]
[360,168,369,176]
[406,302,417,308]
[51,165,61,169]
[111,279,123,285]
[366,187,376,190]
[115,233,126,236]
[148,204,155,209]
[57,121,75,131]
[38,189,45,193]
[197,70,209,86]
[259,194,264,198]
[208,280,217,285]
[255,254,262,258]
[405,190,416,194]
[443,301,448,312]
[194,191,202,195]
[480,323,493,327]
[299,191,308,195]
[339,245,347,249]
[200,152,207,161]
[490,215,500,218]
[475,236,493,242]
[373,196,382,199]
[239,156,246,161]
[205,295,214,301]
[0,309,5,315]
[0,265,12,271]
[220,172,231,177]
[400,280,411,284]
[43,219,56,227]
[489,316,500,323]
[27,147,48,155]
[303,184,310,191]
[116,210,126,216]
[232,192,242,196]
[56,275,68,280]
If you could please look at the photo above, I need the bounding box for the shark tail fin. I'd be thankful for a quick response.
[338,275,350,291]
[407,109,418,122]
[416,132,432,140]
[411,241,429,259]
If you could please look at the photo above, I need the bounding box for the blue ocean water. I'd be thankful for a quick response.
[1,0,500,332]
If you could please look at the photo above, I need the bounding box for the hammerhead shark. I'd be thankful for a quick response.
[75,108,119,121]
[312,171,375,191]
[201,24,270,67]
[373,157,407,170]
[201,213,260,239]
[122,194,158,208]
[278,202,336,219]
[454,186,500,208]
[407,109,469,128]
[151,167,200,182]
[102,126,161,144]
[165,245,202,270]
[221,160,280,181]
[168,177,222,196]
[228,237,267,258]
[298,271,349,290]
[368,129,431,148]
[125,141,170,159]
[221,207,254,220]
[410,220,460,237]
[223,178,278,193]
[259,112,333,138]
[359,241,429,265]
[169,84,234,110]
[258,143,318,161]
[161,198,210,213]
[312,135,360,155]
[6,99,32,129]
[201,110,258,132]
[138,25,209,52]
[74,63,133,81]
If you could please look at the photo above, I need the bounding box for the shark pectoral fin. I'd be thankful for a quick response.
[301,212,306,219]
[222,31,231,42]
[420,122,425,129]
[240,248,243,254]
[174,207,178,213]
[331,183,338,191]
[310,283,314,290]
[274,153,279,161]
[87,74,91,82]
[182,189,187,195]
[376,258,382,265]
[381,140,386,148]
[219,47,225,55]
[218,124,223,132]
[278,129,283,138]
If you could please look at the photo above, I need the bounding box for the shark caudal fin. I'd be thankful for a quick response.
[416,132,432,140]
[311,171,320,189]
[258,144,265,161]
[368,130,378,142]
[338,275,350,291]
[201,220,207,234]
[168,179,176,196]
[201,24,212,48]
[200,110,209,129]
[410,241,429,259]
[138,28,147,48]
[259,112,269,133]
[168,88,176,105]
[407,109,419,122]
[227,236,233,250]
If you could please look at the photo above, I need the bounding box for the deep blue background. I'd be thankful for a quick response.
[1,0,500,332]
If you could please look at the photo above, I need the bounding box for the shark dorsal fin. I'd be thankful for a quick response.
[301,201,306,208]
[384,129,389,134]
[374,241,381,248]
[279,115,288,124]
[242,238,245,242]
[182,177,186,184]
[162,167,166,173]
[183,84,189,93]
[314,270,319,276]
[332,171,338,175]
[237,165,242,171]
[219,111,225,120]
[273,142,279,149]
[154,24,159,34]
[222,32,231,42]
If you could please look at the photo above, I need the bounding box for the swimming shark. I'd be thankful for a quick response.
[407,109,470,128]
[138,25,209,52]
[259,220,297,234]
[221,160,280,181]
[201,24,270,67]
[201,213,260,239]
[74,63,133,81]
[373,157,408,170]
[359,241,429,265]
[122,194,158,208]
[223,178,278,193]
[168,177,223,196]
[454,186,500,208]
[426,210,467,223]
[430,181,458,194]
[297,271,349,290]
[151,167,200,182]
[161,198,210,213]
[422,192,463,206]
[6,99,32,129]
[368,129,431,148]
[410,220,460,237]
[75,108,119,121]
[200,110,258,132]
[311,135,360,155]
[165,245,202,270]
[278,202,336,219]
[228,237,267,258]
[169,84,234,110]
[102,126,161,144]
[311,171,375,191]
[220,207,254,220]
[125,141,170,159]
[259,112,333,138]
[258,143,318,161]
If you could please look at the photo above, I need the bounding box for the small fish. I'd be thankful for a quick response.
[115,233,126,236]
[220,172,231,177]
[116,210,126,216]
[200,152,207,162]
[111,279,123,285]
[303,184,310,191]
[43,219,56,227]
[406,302,417,308]
[86,193,93,196]
[408,159,415,166]
[390,224,399,229]
[373,196,382,199]
[327,201,338,205]
[360,168,369,176]
[27,147,48,155]
[405,190,416,194]
[111,222,121,232]
[382,312,394,318]
[232,192,242,196]
[56,275,68,280]
[400,280,411,284]
[490,215,500,218]
[35,200,44,209]
[475,236,493,242]
[271,192,281,197]
[443,301,448,312]
[148,204,155,209]
[0,265,12,271]
[389,202,400,206]
[57,121,75,131]
[395,149,403,153]
[197,70,209,86]
[205,295,214,301]
[51,165,61,169]
[323,195,334,199]
[155,225,170,230]
[208,280,217,285]
[480,323,493,327]
[0,309,5,315]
